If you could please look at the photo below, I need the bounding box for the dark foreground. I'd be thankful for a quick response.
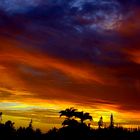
[0,121,140,140]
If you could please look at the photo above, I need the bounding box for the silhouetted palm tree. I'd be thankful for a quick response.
[75,111,93,124]
[59,107,77,119]
[62,118,79,126]
[0,108,139,140]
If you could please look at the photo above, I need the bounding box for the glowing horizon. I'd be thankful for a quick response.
[0,98,140,131]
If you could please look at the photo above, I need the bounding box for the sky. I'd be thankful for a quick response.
[0,0,140,131]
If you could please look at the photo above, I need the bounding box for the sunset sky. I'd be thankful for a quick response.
[0,0,140,131]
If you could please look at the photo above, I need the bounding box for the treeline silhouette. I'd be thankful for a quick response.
[0,107,140,140]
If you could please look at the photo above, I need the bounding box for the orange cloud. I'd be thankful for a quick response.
[0,35,139,110]
[126,49,140,64]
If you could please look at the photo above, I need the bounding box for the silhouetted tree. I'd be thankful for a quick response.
[29,119,33,128]
[0,112,2,123]
[109,113,114,128]
[4,120,16,139]
[5,120,15,128]
[62,119,79,127]
[59,107,77,119]
[59,107,79,128]
[98,116,103,129]
[0,108,139,140]
[45,127,58,140]
[75,111,93,124]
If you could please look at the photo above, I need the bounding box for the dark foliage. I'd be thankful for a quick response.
[0,109,139,140]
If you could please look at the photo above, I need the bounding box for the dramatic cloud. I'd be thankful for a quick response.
[0,0,140,130]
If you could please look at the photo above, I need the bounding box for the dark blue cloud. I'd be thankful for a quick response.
[0,0,138,66]
[0,0,41,14]
[0,0,138,15]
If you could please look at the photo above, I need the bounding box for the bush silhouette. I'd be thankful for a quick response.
[0,109,139,140]
[98,116,103,129]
